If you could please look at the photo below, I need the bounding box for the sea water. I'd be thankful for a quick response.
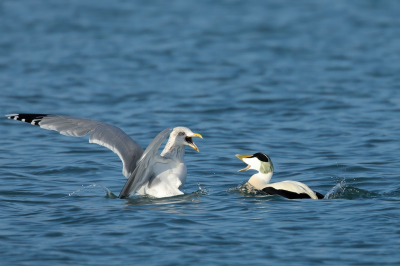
[1,1,400,265]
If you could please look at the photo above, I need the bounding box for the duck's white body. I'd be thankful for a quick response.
[264,181,320,199]
[248,172,273,189]
[248,172,320,199]
[237,153,324,200]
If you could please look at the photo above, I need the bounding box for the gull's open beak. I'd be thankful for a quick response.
[235,154,252,172]
[186,133,203,152]
[189,133,203,139]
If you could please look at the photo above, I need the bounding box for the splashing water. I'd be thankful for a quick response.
[195,183,209,195]
[324,179,346,199]
[228,182,269,197]
[67,184,118,198]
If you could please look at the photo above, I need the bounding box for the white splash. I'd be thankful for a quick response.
[67,183,117,198]
[324,179,346,199]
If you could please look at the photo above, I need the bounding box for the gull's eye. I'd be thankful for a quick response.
[179,132,185,136]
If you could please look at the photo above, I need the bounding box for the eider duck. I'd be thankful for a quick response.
[236,153,324,199]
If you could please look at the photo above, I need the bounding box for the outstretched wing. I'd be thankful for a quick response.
[119,128,172,199]
[6,113,144,178]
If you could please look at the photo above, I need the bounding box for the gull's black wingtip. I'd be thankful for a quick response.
[6,113,49,125]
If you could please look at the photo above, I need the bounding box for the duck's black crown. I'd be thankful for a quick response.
[251,152,270,162]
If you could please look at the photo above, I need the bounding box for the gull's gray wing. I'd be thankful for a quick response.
[119,128,172,199]
[6,113,144,178]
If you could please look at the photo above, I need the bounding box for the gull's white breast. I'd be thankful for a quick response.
[136,161,187,198]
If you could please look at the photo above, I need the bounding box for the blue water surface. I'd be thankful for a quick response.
[1,0,400,265]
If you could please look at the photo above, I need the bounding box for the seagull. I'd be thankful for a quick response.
[6,113,202,198]
[236,153,324,199]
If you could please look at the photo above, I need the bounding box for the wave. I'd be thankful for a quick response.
[65,183,209,205]
[65,181,399,202]
[228,179,398,200]
[65,183,117,198]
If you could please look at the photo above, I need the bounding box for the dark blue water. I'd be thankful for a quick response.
[1,0,400,265]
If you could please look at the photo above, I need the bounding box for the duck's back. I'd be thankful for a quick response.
[262,181,323,199]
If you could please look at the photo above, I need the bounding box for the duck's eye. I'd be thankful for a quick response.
[179,132,185,136]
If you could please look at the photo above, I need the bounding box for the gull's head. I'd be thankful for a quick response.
[170,127,203,152]
[235,152,274,174]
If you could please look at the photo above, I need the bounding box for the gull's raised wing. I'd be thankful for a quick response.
[6,114,144,178]
[119,128,172,199]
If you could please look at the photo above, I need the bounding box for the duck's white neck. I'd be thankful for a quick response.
[248,172,273,190]
[161,142,185,163]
